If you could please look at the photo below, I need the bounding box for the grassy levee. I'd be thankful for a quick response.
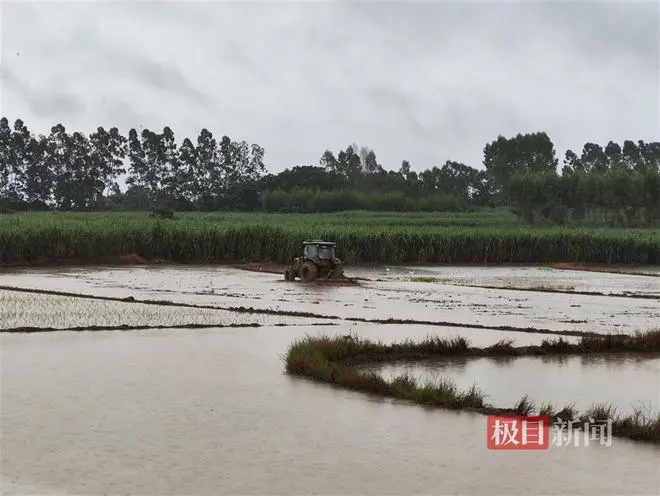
[284,330,660,444]
[1,211,659,265]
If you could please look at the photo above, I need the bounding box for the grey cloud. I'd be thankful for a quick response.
[28,92,86,118]
[1,0,658,173]
[92,99,148,131]
[1,65,86,119]
[533,1,659,64]
[98,49,215,109]
[39,17,216,110]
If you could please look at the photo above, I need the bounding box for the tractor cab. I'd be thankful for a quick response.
[303,241,337,261]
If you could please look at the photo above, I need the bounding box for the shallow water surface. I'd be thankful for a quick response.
[2,326,659,495]
[1,265,658,334]
[403,266,660,297]
[372,354,660,417]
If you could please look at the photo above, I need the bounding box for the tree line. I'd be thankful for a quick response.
[0,117,658,225]
[484,132,660,227]
[0,118,266,212]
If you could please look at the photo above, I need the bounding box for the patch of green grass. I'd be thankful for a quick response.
[287,330,660,366]
[409,276,441,283]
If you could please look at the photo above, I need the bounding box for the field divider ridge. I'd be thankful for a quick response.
[0,285,623,339]
[438,283,660,300]
[0,322,337,333]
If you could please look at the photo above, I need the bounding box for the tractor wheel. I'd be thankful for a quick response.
[299,262,318,282]
[284,268,293,281]
[331,265,345,279]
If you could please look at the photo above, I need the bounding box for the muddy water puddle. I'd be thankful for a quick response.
[371,354,660,417]
[2,326,659,495]
[0,266,657,334]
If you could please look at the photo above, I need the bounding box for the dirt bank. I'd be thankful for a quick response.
[0,257,365,282]
[235,262,284,274]
[0,321,337,333]
[442,282,660,300]
[1,256,656,278]
[551,262,660,277]
[234,262,368,283]
[0,253,152,268]
[0,256,286,272]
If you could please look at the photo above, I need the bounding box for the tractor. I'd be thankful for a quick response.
[284,241,346,282]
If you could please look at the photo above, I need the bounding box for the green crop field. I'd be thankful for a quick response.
[0,209,658,265]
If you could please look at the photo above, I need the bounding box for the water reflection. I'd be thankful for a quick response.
[371,353,660,416]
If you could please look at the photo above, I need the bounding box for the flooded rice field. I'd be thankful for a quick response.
[375,265,660,298]
[1,264,659,494]
[0,289,322,329]
[0,264,658,334]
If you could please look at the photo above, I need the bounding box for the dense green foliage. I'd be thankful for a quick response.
[1,117,658,225]
[260,188,465,213]
[508,170,660,228]
[1,210,658,264]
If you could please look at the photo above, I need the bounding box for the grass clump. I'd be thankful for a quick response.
[285,334,487,411]
[409,276,440,283]
[284,331,660,444]
[513,395,535,416]
[613,406,660,441]
[554,403,578,422]
[544,401,660,444]
[288,330,660,366]
[578,329,660,353]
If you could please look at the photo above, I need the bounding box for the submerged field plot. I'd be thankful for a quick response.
[1,263,657,335]
[0,288,326,332]
[3,323,658,495]
[1,260,659,495]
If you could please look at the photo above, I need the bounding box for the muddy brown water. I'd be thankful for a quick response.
[1,266,659,494]
[2,326,660,496]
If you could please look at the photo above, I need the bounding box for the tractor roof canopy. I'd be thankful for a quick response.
[303,240,336,246]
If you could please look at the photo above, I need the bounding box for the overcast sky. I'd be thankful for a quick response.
[1,0,658,174]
